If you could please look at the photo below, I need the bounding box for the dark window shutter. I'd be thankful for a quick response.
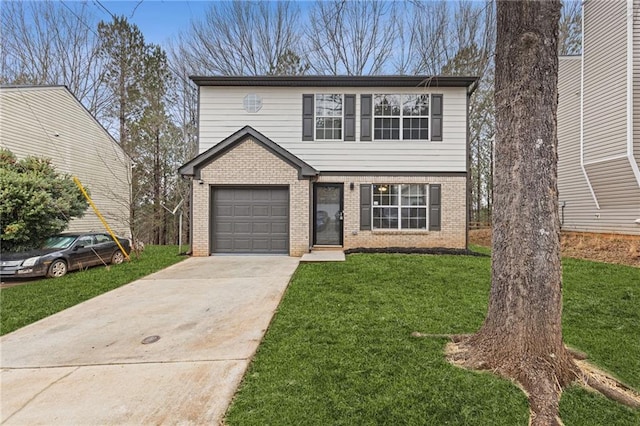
[431,94,443,141]
[360,184,372,230]
[429,184,441,231]
[303,94,314,141]
[344,94,356,141]
[360,94,372,141]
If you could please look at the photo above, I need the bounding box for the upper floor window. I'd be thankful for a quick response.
[243,93,262,113]
[373,94,429,140]
[315,94,343,140]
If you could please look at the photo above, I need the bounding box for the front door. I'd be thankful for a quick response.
[314,184,343,246]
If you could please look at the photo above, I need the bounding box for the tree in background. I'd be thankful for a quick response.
[404,1,496,226]
[0,149,88,252]
[97,16,147,153]
[174,0,302,76]
[306,0,398,75]
[451,2,579,424]
[130,45,181,245]
[0,1,107,116]
[559,0,582,55]
[96,16,191,245]
[268,49,310,76]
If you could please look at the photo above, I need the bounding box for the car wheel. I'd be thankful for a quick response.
[47,259,67,278]
[111,250,125,265]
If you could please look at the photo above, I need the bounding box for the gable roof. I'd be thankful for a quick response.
[190,75,478,90]
[178,126,318,179]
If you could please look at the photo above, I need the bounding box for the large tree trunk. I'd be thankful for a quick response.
[454,2,578,424]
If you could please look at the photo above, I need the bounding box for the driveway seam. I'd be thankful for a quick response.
[1,358,251,370]
[2,366,79,424]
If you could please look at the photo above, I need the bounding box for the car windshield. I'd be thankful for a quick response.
[42,235,77,249]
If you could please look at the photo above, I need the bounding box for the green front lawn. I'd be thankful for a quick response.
[226,253,640,425]
[0,245,185,335]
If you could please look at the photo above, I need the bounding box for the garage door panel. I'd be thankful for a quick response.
[251,239,270,250]
[233,205,252,216]
[233,239,251,250]
[252,191,271,201]
[271,239,288,251]
[271,223,287,234]
[252,222,271,233]
[253,205,270,216]
[233,191,252,201]
[215,238,233,251]
[212,187,289,254]
[215,189,235,201]
[271,206,288,217]
[215,205,233,216]
[270,190,288,202]
[234,222,251,233]
[216,222,233,233]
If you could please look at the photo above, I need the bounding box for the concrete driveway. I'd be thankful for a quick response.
[0,256,299,425]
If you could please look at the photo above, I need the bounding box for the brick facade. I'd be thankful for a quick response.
[191,138,310,256]
[190,138,467,256]
[317,175,467,250]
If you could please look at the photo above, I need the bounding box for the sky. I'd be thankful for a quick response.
[94,1,214,45]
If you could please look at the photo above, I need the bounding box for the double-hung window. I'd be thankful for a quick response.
[372,184,428,230]
[373,94,429,140]
[315,94,343,140]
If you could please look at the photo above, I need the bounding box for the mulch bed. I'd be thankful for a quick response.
[344,247,488,257]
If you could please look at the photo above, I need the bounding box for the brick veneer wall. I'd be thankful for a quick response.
[191,138,310,256]
[316,175,467,249]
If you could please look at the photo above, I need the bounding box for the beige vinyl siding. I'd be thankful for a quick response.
[634,0,640,163]
[0,86,131,236]
[198,86,468,172]
[583,0,628,162]
[556,2,640,235]
[557,57,601,231]
[585,158,640,207]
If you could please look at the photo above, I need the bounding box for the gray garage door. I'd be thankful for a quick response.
[211,187,289,254]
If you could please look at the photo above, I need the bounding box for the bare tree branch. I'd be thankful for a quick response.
[305,0,398,75]
[175,0,302,76]
[0,1,107,117]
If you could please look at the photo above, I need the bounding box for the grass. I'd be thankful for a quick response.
[226,253,640,426]
[0,245,185,335]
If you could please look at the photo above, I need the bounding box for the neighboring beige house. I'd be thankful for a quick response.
[557,0,640,235]
[180,76,477,256]
[0,85,131,236]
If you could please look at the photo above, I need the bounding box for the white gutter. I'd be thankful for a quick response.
[580,0,601,209]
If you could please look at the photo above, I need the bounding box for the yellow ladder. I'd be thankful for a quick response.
[73,176,130,261]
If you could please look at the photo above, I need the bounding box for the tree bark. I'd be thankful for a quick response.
[454,2,578,424]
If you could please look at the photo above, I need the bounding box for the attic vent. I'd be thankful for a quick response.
[243,93,262,113]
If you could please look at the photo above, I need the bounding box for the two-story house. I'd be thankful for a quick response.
[557,0,640,235]
[179,76,477,256]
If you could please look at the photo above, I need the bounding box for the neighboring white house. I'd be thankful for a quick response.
[0,85,131,236]
[557,0,640,235]
[179,75,477,256]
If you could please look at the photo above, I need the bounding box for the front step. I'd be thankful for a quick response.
[300,250,346,262]
[311,245,344,251]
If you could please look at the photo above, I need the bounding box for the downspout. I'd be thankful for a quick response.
[580,1,601,209]
[627,1,640,188]
[188,176,194,255]
[465,80,478,249]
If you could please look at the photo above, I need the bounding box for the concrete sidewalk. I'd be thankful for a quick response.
[0,256,299,425]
